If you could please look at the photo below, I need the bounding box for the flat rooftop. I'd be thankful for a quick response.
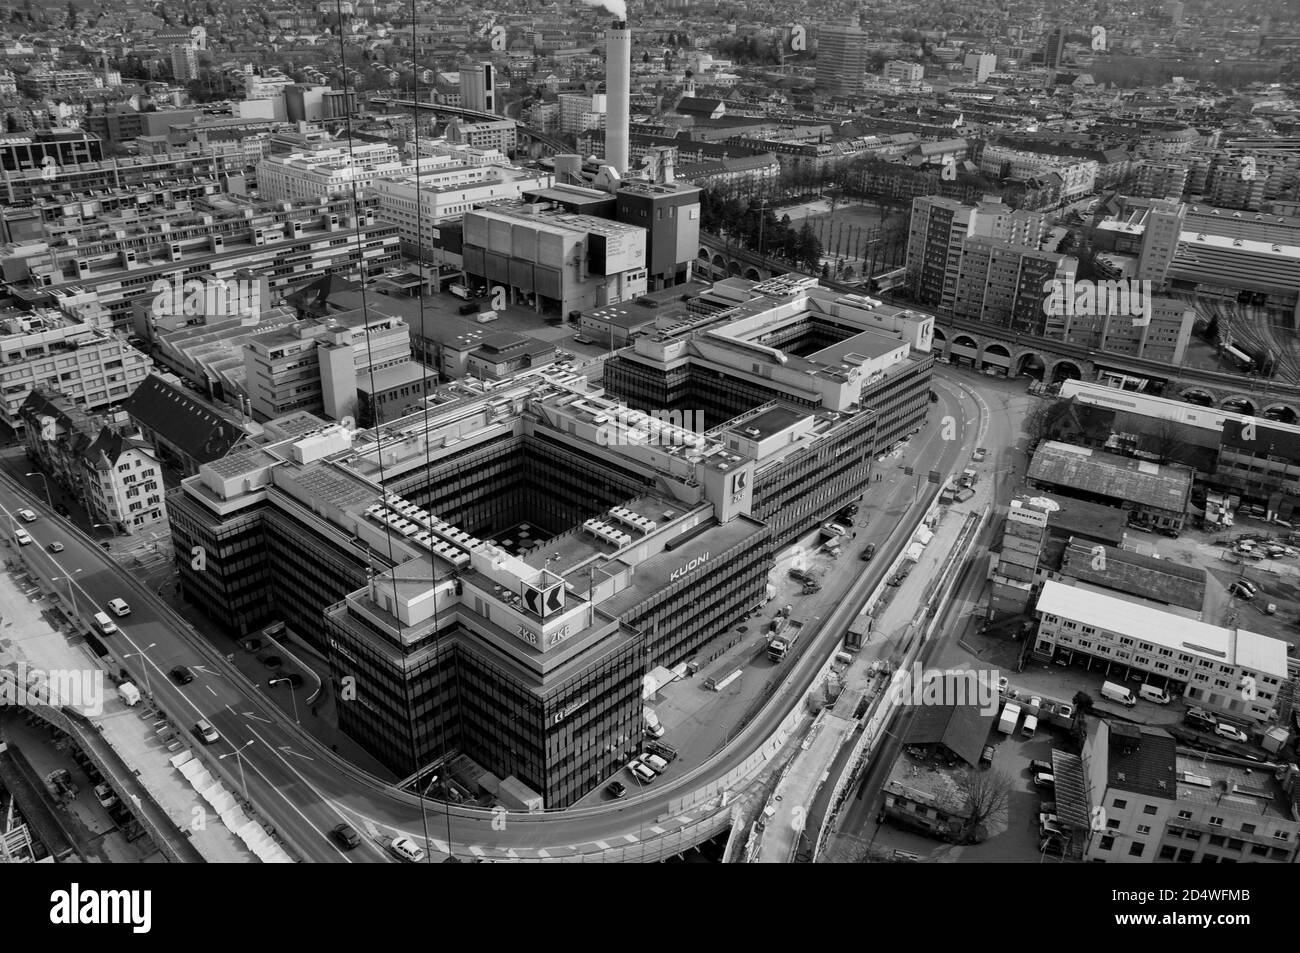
[599,514,768,618]
[1028,441,1192,513]
[1038,579,1287,678]
[729,404,806,442]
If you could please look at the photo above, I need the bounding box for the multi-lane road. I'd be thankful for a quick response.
[0,366,993,861]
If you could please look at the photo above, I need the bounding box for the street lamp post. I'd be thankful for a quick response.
[123,642,157,695]
[25,472,52,509]
[52,569,83,614]
[417,772,438,863]
[219,740,256,802]
[268,676,299,724]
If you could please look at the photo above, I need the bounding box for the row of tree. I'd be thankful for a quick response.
[698,189,824,272]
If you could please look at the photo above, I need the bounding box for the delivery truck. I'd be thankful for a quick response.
[768,618,804,662]
[117,682,141,707]
[1101,681,1136,707]
[998,701,1021,734]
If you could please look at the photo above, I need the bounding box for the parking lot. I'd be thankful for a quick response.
[866,721,1074,863]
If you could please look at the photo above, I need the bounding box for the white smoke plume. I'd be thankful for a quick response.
[582,0,627,21]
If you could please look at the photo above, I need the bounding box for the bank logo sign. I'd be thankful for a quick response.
[1042,278,1152,327]
[151,275,262,326]
[522,581,565,618]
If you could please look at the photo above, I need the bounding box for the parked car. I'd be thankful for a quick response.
[980,744,995,767]
[996,676,1008,696]
[627,759,656,785]
[860,543,876,562]
[389,835,426,862]
[1033,771,1056,789]
[1185,709,1218,731]
[971,447,987,462]
[169,666,195,685]
[642,753,669,774]
[1215,723,1249,743]
[606,780,627,799]
[1028,759,1054,775]
[1228,581,1255,600]
[16,508,37,523]
[644,723,665,739]
[330,823,361,851]
[94,783,118,809]
[572,334,596,345]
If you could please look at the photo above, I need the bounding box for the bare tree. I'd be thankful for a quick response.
[947,768,1013,844]
[1021,396,1075,449]
[1142,416,1184,464]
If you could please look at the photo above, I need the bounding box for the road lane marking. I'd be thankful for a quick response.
[593,839,610,849]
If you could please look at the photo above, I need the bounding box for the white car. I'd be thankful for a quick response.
[626,759,656,785]
[13,528,32,546]
[107,598,131,617]
[642,753,669,774]
[94,782,118,810]
[16,508,37,523]
[1215,723,1249,744]
[389,835,426,863]
[645,723,665,739]
[1028,696,1042,711]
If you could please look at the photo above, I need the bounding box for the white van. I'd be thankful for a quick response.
[92,611,118,636]
[1139,684,1172,705]
[1101,680,1136,707]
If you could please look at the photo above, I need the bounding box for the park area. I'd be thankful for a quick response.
[777,196,910,281]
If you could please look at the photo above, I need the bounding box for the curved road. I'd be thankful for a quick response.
[0,373,981,862]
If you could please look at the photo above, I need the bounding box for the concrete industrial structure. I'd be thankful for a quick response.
[604,21,632,176]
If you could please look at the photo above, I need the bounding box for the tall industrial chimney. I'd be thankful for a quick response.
[605,20,631,177]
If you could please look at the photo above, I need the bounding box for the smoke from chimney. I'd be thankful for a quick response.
[581,0,627,19]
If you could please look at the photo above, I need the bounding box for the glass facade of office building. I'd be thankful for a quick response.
[323,601,648,808]
[751,412,878,546]
[168,488,273,637]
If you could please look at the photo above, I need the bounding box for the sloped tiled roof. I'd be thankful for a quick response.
[120,374,243,466]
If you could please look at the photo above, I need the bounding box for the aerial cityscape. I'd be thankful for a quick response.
[0,0,1297,887]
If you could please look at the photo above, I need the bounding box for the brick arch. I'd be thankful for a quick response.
[1221,395,1258,416]
[1049,359,1084,383]
[1263,403,1299,425]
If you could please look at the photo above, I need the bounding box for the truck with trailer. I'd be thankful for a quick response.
[998,701,1021,734]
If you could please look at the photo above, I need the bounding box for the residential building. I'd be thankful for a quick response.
[1082,720,1300,863]
[1035,579,1287,722]
[20,387,168,535]
[255,144,405,203]
[816,22,868,98]
[884,60,925,84]
[0,309,152,434]
[444,118,517,156]
[121,373,250,476]
[559,93,606,135]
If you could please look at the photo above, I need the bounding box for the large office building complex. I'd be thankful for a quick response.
[167,277,930,806]
[604,276,934,544]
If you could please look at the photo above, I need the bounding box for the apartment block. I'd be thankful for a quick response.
[815,22,869,98]
[951,236,1075,335]
[1035,579,1287,723]
[0,195,401,331]
[559,93,606,135]
[444,118,517,156]
[1081,720,1300,863]
[0,309,152,433]
[255,144,405,203]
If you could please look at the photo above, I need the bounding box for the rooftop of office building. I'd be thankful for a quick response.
[1174,751,1295,819]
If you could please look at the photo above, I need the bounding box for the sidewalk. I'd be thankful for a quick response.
[0,554,253,862]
